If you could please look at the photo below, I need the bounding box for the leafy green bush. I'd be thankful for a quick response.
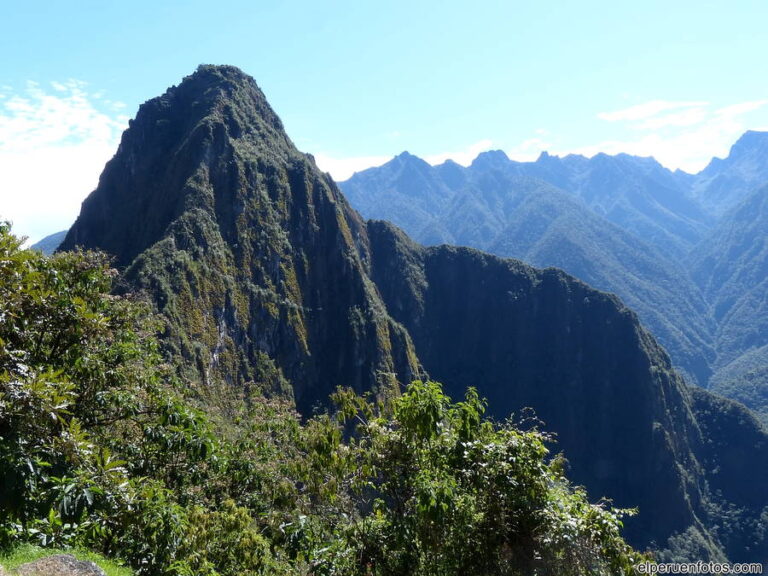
[1,223,641,575]
[313,381,644,575]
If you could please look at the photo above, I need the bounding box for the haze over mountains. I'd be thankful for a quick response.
[342,132,768,421]
[48,65,768,562]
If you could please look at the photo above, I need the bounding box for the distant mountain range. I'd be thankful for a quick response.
[39,123,768,421]
[51,65,768,561]
[341,132,768,422]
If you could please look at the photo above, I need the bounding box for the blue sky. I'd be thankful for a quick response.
[2,0,768,242]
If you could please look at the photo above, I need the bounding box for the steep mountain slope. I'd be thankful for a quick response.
[687,388,768,559]
[691,184,768,422]
[503,151,713,258]
[343,136,768,408]
[30,230,67,255]
[343,154,715,385]
[60,65,420,413]
[486,189,714,385]
[710,344,768,426]
[692,184,768,362]
[367,221,768,561]
[342,151,455,245]
[58,65,767,560]
[344,149,713,259]
[692,131,768,216]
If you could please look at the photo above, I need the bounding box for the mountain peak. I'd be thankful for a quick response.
[701,130,768,173]
[735,128,768,142]
[470,149,509,169]
[536,150,567,164]
[192,63,254,83]
[60,65,299,266]
[55,66,768,559]
[174,64,289,145]
[729,129,768,156]
[389,150,432,171]
[61,65,419,412]
[694,130,768,214]
[181,64,269,107]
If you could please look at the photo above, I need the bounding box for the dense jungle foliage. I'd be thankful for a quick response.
[0,223,643,574]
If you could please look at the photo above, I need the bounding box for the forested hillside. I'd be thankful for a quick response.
[342,136,768,422]
[1,223,643,575]
[343,153,715,385]
[3,65,766,570]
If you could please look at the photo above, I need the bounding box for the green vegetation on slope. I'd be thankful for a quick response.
[687,387,768,560]
[341,153,715,386]
[59,65,419,415]
[692,183,768,369]
[366,220,768,562]
[710,344,768,426]
[341,134,768,420]
[49,65,768,563]
[0,223,643,575]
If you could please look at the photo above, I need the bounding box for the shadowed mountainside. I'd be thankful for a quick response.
[61,65,420,414]
[60,65,768,560]
[342,153,715,385]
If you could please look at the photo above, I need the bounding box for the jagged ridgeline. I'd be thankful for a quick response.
[60,65,768,560]
[61,65,420,413]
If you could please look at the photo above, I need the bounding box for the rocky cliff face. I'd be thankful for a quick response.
[366,219,768,560]
[342,152,715,387]
[61,65,419,412]
[60,65,767,560]
[365,221,710,549]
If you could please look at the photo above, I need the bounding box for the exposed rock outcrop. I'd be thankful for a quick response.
[59,65,768,560]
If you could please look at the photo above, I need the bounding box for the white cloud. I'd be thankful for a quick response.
[637,106,709,130]
[0,81,128,244]
[424,139,493,166]
[598,100,708,122]
[313,153,393,181]
[715,100,768,117]
[506,136,554,162]
[559,99,768,172]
